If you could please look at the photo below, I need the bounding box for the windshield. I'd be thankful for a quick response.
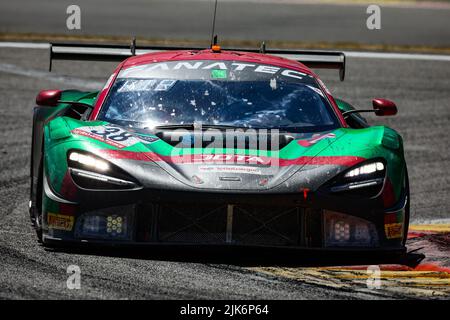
[98,60,340,133]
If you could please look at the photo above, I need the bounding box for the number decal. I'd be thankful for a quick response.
[109,131,133,142]
[90,127,120,140]
[72,125,158,148]
[89,126,132,142]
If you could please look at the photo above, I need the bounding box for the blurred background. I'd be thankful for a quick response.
[1,0,450,51]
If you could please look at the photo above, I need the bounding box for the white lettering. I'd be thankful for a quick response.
[147,63,169,71]
[174,61,203,70]
[203,62,228,70]
[281,69,305,80]
[232,63,256,71]
[255,65,280,74]
[180,304,215,317]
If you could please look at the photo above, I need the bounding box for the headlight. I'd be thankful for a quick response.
[69,151,109,172]
[329,160,386,196]
[344,162,384,178]
[67,150,140,190]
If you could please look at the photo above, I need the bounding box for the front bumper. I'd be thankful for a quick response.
[41,181,408,252]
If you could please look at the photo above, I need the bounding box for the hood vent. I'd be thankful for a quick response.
[156,130,295,151]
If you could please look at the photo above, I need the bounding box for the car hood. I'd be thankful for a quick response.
[62,120,367,192]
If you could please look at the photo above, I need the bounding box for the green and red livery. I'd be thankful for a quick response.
[29,43,409,254]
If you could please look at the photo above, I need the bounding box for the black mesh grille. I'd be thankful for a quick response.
[158,204,227,243]
[232,205,301,246]
[150,203,303,247]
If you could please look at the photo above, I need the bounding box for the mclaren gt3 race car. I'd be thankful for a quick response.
[29,42,409,254]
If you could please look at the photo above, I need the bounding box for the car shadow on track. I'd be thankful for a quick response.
[43,244,425,268]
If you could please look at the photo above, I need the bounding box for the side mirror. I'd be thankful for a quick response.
[36,90,62,107]
[372,98,397,116]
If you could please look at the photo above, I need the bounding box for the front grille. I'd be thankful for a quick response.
[137,203,307,247]
[232,205,301,246]
[158,204,228,243]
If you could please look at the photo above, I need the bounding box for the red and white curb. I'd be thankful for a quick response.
[250,224,450,298]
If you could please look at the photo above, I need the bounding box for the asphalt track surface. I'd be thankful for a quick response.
[0,46,449,299]
[1,0,450,47]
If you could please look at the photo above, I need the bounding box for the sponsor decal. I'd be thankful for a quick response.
[100,149,366,167]
[48,213,74,231]
[298,133,336,147]
[71,125,158,148]
[211,69,227,79]
[155,79,177,91]
[119,61,307,82]
[385,223,403,239]
[193,154,270,165]
[384,212,404,239]
[117,79,177,92]
[117,79,157,92]
[134,134,159,144]
[198,166,262,175]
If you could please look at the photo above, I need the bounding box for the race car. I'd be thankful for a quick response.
[29,41,409,254]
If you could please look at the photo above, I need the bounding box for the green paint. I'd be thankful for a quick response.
[41,90,407,211]
[211,69,227,79]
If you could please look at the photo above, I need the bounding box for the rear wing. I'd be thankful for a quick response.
[49,41,346,81]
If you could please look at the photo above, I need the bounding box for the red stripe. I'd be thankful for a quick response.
[99,150,365,167]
